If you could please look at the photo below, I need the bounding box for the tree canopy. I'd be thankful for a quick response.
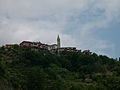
[0,46,120,90]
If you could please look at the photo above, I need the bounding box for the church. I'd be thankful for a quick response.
[56,35,77,52]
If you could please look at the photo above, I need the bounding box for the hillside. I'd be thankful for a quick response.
[0,46,120,90]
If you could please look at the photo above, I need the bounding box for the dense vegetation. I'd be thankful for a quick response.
[0,46,120,90]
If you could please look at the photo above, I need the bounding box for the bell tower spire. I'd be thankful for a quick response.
[57,35,61,49]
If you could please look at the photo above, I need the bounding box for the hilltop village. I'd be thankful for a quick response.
[1,36,120,90]
[5,35,91,54]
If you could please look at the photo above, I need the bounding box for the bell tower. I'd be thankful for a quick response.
[57,35,61,49]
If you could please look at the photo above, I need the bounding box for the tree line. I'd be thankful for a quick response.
[0,46,120,90]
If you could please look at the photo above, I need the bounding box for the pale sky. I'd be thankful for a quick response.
[0,0,120,58]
